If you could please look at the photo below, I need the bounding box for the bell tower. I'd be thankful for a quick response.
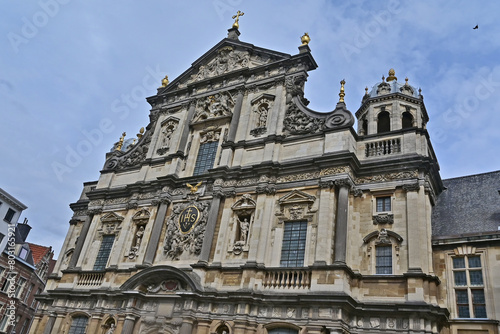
[356,68,428,136]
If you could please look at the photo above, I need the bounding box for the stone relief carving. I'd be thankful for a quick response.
[199,127,221,144]
[372,213,394,225]
[163,201,210,260]
[275,190,317,223]
[192,92,234,123]
[97,212,124,236]
[157,119,179,156]
[189,46,250,83]
[356,170,418,184]
[146,280,179,293]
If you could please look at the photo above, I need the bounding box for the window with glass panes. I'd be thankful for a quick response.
[68,316,88,334]
[268,329,299,334]
[93,235,115,271]
[376,245,392,274]
[193,141,218,176]
[280,221,307,267]
[376,196,391,212]
[452,255,487,318]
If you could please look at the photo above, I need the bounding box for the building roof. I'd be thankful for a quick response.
[27,243,52,265]
[432,170,500,237]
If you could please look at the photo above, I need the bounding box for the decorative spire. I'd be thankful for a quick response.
[116,132,126,151]
[161,75,169,87]
[232,10,244,29]
[339,79,346,103]
[300,32,311,46]
[382,75,385,82]
[405,77,409,85]
[365,86,369,95]
[386,68,397,82]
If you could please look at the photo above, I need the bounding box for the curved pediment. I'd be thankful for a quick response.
[120,265,203,293]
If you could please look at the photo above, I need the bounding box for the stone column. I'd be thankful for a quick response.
[179,318,194,334]
[314,182,335,265]
[42,313,56,334]
[195,320,211,334]
[198,195,223,263]
[143,199,170,266]
[333,179,351,264]
[50,313,66,334]
[68,212,96,268]
[121,315,136,334]
[227,89,245,143]
[405,183,425,272]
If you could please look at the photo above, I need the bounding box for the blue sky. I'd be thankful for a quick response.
[1,1,499,257]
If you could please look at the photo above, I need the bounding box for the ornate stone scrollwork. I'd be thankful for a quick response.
[283,103,325,136]
[229,194,256,255]
[157,118,179,156]
[377,81,391,95]
[163,201,210,260]
[372,213,394,225]
[104,128,153,171]
[402,182,420,192]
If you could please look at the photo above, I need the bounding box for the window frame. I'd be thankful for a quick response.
[375,244,393,274]
[451,253,488,319]
[376,196,392,213]
[4,208,16,223]
[68,315,89,334]
[193,140,219,176]
[93,235,115,271]
[279,220,308,268]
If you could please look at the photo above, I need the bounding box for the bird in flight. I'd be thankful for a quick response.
[473,25,478,29]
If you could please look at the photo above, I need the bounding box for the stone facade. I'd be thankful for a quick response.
[30,27,499,334]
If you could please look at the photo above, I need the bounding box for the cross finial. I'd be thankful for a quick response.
[232,10,244,29]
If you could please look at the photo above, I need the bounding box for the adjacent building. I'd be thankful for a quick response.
[0,189,55,334]
[30,22,499,334]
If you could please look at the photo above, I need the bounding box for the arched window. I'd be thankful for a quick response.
[269,329,299,334]
[68,315,88,334]
[377,110,390,133]
[402,111,413,129]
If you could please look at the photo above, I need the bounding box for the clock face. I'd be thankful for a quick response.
[178,205,201,234]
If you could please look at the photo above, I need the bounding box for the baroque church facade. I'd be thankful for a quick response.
[30,20,499,334]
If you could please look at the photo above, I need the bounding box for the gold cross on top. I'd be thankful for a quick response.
[232,10,244,29]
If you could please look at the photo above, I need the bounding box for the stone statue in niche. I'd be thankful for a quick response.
[257,103,269,127]
[250,98,273,137]
[105,324,115,334]
[126,225,146,259]
[157,120,178,156]
[238,217,250,243]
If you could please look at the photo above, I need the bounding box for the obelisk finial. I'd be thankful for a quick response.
[339,79,346,103]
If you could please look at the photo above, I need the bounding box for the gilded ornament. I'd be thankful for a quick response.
[115,132,126,151]
[161,75,169,87]
[186,181,202,194]
[386,68,397,82]
[339,79,346,103]
[300,32,311,45]
[232,10,244,29]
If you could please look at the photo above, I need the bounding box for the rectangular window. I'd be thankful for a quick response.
[15,277,26,298]
[31,289,42,308]
[376,197,391,212]
[0,314,9,332]
[4,208,15,223]
[93,235,115,271]
[68,316,89,334]
[452,255,487,318]
[280,221,307,267]
[376,245,392,274]
[20,318,30,334]
[23,283,34,303]
[193,141,218,176]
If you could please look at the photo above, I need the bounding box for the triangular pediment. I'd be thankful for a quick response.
[100,212,124,223]
[158,38,293,94]
[278,189,316,205]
